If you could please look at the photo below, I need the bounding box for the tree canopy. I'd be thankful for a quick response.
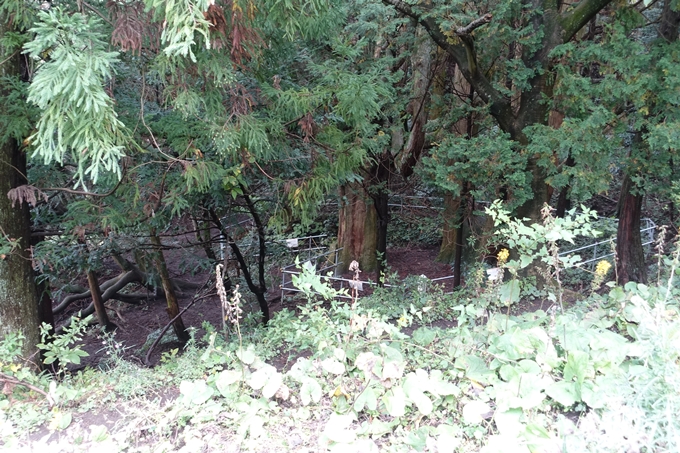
[0,0,678,354]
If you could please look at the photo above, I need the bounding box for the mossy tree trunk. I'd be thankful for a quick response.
[0,20,41,360]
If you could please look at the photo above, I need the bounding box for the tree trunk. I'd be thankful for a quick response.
[371,151,392,283]
[398,26,433,179]
[208,206,269,325]
[616,176,647,285]
[240,190,270,324]
[86,270,114,331]
[437,193,461,264]
[0,22,41,360]
[149,231,190,343]
[337,183,379,274]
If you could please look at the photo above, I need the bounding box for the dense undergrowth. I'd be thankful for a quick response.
[1,207,680,453]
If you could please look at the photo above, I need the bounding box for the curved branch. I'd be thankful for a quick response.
[560,0,614,41]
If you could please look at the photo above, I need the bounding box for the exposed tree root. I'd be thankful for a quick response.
[53,255,203,316]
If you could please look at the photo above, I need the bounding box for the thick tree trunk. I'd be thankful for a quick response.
[337,183,378,274]
[616,175,647,285]
[149,232,190,343]
[0,23,41,360]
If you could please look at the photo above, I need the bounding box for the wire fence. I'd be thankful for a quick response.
[558,218,656,270]
[279,244,456,302]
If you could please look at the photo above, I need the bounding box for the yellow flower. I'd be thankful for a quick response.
[595,260,612,277]
[497,248,510,265]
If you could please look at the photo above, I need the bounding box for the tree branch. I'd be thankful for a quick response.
[456,13,493,36]
[382,0,516,134]
[0,371,54,406]
[560,0,614,41]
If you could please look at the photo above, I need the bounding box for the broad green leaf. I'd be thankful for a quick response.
[545,381,578,407]
[404,427,429,451]
[262,372,283,399]
[215,370,242,397]
[455,355,495,384]
[49,411,72,431]
[322,358,346,375]
[429,370,460,396]
[494,408,523,437]
[500,280,521,305]
[248,367,271,390]
[236,345,257,365]
[481,434,530,453]
[300,378,322,406]
[354,387,378,412]
[323,413,357,443]
[179,380,214,406]
[382,387,407,417]
[563,350,592,384]
[412,327,437,346]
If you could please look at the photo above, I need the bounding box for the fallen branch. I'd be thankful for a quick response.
[0,371,54,407]
[144,281,215,366]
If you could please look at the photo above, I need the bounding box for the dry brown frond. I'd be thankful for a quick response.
[7,185,48,208]
[298,112,316,143]
[108,1,159,54]
[204,3,228,50]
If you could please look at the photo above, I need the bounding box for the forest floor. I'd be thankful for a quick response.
[56,245,455,371]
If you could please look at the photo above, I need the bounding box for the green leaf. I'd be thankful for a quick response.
[179,379,214,406]
[354,387,378,412]
[248,367,271,390]
[429,370,459,396]
[262,372,283,399]
[455,355,495,384]
[382,387,407,417]
[411,327,437,346]
[300,378,322,406]
[563,350,591,384]
[236,345,257,365]
[323,413,357,444]
[321,358,346,375]
[494,408,524,437]
[544,381,578,407]
[215,369,242,397]
[499,280,521,306]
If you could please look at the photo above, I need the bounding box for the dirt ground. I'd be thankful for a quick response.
[55,245,453,370]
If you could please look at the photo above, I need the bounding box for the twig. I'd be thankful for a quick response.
[143,281,214,366]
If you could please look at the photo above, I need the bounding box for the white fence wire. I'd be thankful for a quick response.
[558,218,656,270]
